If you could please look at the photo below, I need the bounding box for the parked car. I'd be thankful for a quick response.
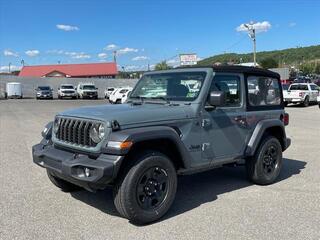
[109,87,132,104]
[76,83,98,99]
[283,83,319,107]
[58,84,77,99]
[35,86,53,100]
[33,66,291,224]
[121,90,132,103]
[104,87,116,99]
[7,82,23,99]
[317,95,320,108]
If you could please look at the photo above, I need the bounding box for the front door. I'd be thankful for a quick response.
[201,73,249,162]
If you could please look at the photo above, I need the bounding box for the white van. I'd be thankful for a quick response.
[7,82,23,99]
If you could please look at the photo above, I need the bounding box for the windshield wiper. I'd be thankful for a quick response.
[128,96,146,105]
[149,96,171,104]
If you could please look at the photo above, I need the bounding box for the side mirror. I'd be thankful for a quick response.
[58,88,60,90]
[96,88,98,90]
[75,87,77,90]
[208,91,225,107]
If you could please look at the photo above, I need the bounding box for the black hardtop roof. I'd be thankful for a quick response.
[179,65,280,79]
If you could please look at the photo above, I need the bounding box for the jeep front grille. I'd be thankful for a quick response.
[55,118,97,147]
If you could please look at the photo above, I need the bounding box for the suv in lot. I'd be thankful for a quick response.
[58,84,77,99]
[33,66,291,224]
[35,86,53,100]
[76,83,98,99]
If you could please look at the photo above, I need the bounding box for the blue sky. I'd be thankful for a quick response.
[0,0,319,72]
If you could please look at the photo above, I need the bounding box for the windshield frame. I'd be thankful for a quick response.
[129,69,209,103]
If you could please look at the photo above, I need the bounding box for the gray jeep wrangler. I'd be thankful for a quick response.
[33,66,291,224]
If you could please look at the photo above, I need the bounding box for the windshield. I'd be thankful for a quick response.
[130,71,206,101]
[289,84,308,91]
[38,86,50,90]
[83,85,96,90]
[61,85,74,89]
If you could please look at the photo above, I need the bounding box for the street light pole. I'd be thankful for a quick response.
[244,22,257,66]
[8,62,11,73]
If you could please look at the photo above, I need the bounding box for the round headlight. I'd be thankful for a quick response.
[90,123,105,143]
[53,117,61,134]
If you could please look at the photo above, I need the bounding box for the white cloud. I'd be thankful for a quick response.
[25,50,40,57]
[47,49,65,54]
[124,65,148,71]
[132,56,149,61]
[0,65,22,72]
[104,44,118,50]
[98,53,108,59]
[4,49,19,57]
[236,21,271,33]
[56,24,79,31]
[118,47,138,55]
[69,52,90,59]
[289,22,296,27]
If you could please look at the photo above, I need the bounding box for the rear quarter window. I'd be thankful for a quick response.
[247,76,281,106]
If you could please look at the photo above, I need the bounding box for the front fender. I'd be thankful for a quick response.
[102,126,193,168]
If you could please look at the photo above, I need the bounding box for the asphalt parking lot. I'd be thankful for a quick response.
[0,99,319,240]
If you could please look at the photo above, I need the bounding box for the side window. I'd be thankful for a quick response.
[247,76,281,106]
[211,75,241,107]
[310,85,318,91]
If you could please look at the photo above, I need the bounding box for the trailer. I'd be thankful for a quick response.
[269,68,291,84]
[7,82,23,99]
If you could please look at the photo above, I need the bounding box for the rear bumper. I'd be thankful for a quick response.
[32,143,123,191]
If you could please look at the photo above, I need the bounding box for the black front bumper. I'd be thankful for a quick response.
[32,143,123,191]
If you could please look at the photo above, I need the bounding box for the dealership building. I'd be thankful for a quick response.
[19,62,118,78]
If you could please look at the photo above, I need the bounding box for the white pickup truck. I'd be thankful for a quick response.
[283,83,319,107]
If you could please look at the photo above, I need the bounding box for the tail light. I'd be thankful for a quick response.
[281,113,289,126]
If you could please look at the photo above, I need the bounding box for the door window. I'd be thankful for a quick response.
[210,75,241,107]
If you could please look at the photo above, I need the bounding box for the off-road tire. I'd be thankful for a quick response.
[113,151,177,225]
[246,136,282,185]
[47,170,81,192]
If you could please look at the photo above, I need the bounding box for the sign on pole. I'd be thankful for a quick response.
[179,54,198,66]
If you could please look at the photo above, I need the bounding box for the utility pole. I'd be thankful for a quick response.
[244,22,257,66]
[8,62,11,73]
[113,50,117,63]
[21,59,25,66]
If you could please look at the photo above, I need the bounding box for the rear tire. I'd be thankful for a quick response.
[246,136,282,185]
[302,96,309,107]
[47,170,81,192]
[113,151,177,224]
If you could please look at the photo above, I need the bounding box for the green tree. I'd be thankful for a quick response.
[260,58,278,69]
[314,63,320,74]
[155,61,171,70]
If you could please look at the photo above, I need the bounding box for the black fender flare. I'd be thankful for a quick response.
[245,119,288,156]
[102,126,193,168]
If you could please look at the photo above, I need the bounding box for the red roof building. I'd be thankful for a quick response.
[19,62,118,78]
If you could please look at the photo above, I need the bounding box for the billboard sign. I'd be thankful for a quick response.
[180,54,198,66]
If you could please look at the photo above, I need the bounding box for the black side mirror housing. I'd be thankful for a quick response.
[208,91,225,107]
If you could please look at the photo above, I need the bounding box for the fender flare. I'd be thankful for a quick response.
[245,119,287,156]
[102,126,193,168]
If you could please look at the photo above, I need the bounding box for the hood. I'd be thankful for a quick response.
[58,103,194,126]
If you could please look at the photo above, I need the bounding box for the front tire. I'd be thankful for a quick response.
[246,136,282,185]
[113,151,177,224]
[47,170,81,192]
